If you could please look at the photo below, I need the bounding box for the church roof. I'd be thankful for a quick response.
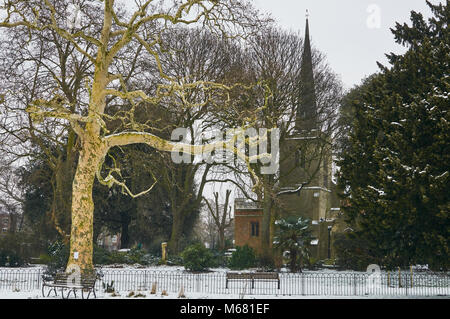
[296,14,318,132]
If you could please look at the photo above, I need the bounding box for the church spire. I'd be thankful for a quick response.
[296,12,317,132]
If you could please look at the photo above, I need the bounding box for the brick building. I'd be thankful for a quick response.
[233,199,264,254]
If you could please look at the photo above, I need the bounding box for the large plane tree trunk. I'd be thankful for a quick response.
[66,136,105,273]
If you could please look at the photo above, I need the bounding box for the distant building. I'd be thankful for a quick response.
[234,199,264,254]
[97,231,121,251]
[0,212,11,234]
[233,16,346,261]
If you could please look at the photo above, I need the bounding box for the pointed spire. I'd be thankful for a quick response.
[305,11,310,45]
[296,12,317,133]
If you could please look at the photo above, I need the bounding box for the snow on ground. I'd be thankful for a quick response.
[1,289,448,299]
[1,265,448,299]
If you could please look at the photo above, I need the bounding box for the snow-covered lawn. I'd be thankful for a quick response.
[1,289,448,299]
[1,265,448,299]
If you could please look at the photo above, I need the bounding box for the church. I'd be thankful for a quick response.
[234,16,345,261]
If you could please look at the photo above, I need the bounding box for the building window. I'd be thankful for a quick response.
[323,158,329,188]
[250,222,259,237]
[295,149,306,168]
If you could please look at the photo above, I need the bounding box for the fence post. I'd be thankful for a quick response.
[410,266,413,289]
[301,273,305,296]
[353,274,357,296]
[144,271,148,290]
[405,273,408,296]
[196,274,200,293]
[37,268,41,290]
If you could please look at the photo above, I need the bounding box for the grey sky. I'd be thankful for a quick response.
[253,0,443,89]
[113,1,444,207]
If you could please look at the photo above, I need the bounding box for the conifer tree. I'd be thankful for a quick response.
[338,1,449,269]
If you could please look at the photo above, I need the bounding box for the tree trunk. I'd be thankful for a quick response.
[120,212,131,249]
[261,186,273,259]
[66,140,104,274]
[168,209,185,254]
[218,228,225,251]
[50,129,78,239]
[52,157,75,238]
[290,250,297,273]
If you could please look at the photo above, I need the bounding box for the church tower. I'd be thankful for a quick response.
[278,14,341,261]
[296,15,317,133]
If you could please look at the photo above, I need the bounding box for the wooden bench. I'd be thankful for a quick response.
[42,271,100,299]
[226,272,280,289]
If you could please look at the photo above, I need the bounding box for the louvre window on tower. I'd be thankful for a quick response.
[296,149,306,168]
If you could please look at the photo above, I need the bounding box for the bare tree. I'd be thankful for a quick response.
[142,27,246,253]
[0,1,107,238]
[0,0,269,272]
[203,189,233,251]
[210,27,344,259]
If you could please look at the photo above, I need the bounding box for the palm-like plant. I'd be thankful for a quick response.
[273,216,312,272]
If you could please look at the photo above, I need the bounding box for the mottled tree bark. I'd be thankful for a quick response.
[0,0,268,274]
[66,136,106,273]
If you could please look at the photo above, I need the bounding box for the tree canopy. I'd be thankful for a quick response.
[338,1,449,270]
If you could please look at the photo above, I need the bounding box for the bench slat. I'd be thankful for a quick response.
[225,272,280,289]
[44,272,98,289]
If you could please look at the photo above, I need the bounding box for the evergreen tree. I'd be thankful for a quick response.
[273,216,312,272]
[338,1,449,269]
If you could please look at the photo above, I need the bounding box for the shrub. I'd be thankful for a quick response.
[0,233,32,267]
[94,246,159,266]
[37,253,52,265]
[0,251,7,266]
[333,233,377,271]
[139,254,160,266]
[323,258,336,266]
[93,245,112,265]
[181,243,214,272]
[228,245,256,270]
[257,255,276,272]
[45,241,69,275]
[108,251,128,264]
[125,247,146,264]
[210,250,227,268]
[305,257,321,270]
[163,255,183,266]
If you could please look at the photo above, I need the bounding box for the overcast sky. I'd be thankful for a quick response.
[253,0,443,89]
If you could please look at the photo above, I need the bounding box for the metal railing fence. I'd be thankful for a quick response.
[0,268,448,297]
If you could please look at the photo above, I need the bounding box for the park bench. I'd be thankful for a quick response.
[226,272,280,289]
[42,271,101,299]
